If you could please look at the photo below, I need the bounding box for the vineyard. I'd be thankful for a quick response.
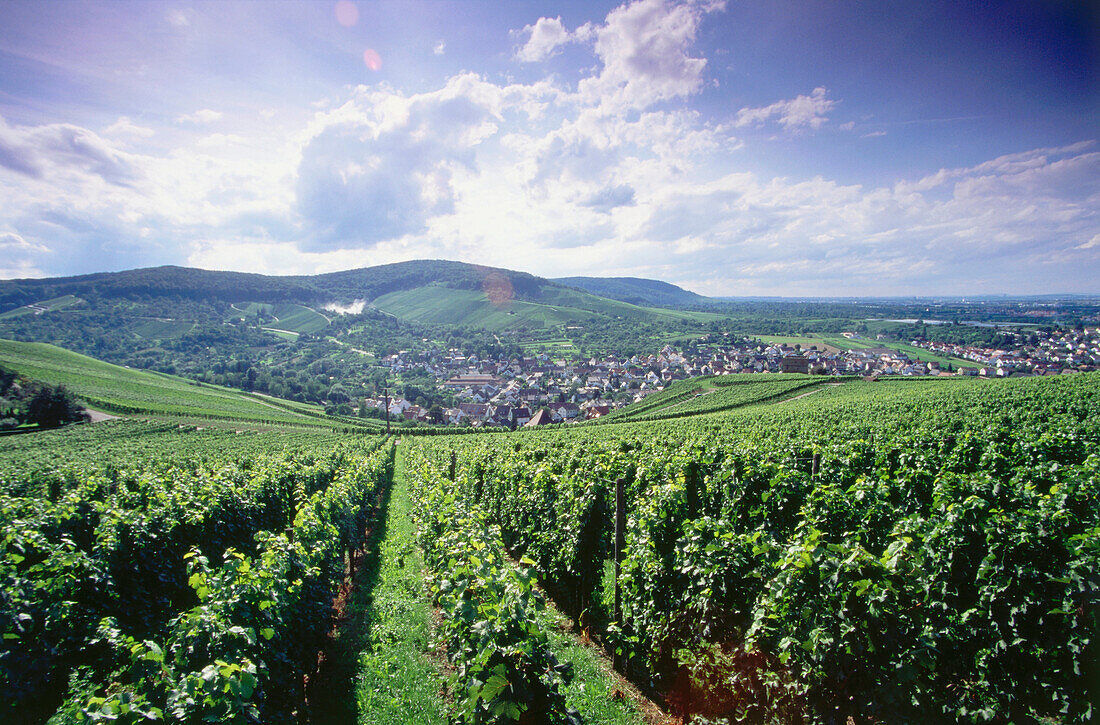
[2,373,1098,723]
[2,428,393,723]
[0,340,343,428]
[597,374,836,424]
[403,374,1099,723]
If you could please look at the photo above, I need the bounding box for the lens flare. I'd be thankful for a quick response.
[334,0,358,27]
[482,272,514,308]
[363,48,382,71]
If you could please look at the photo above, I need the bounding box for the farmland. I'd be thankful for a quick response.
[404,372,1099,723]
[756,334,975,367]
[0,339,354,428]
[2,364,1097,724]
[597,373,836,423]
[0,296,83,320]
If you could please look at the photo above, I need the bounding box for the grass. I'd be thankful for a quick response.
[522,338,579,354]
[355,446,450,725]
[263,327,299,341]
[132,318,196,339]
[603,375,832,424]
[757,333,973,366]
[372,286,596,330]
[348,446,651,724]
[539,606,649,725]
[0,295,83,319]
[371,284,723,331]
[272,303,330,333]
[228,302,330,333]
[755,334,845,353]
[0,338,338,427]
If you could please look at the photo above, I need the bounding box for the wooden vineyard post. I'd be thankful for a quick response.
[383,387,390,436]
[449,451,457,482]
[613,476,626,670]
[812,453,821,477]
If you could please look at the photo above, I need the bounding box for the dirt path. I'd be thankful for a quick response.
[330,338,372,356]
[776,381,841,404]
[84,409,119,422]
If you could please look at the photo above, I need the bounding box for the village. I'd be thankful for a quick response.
[360,326,1100,428]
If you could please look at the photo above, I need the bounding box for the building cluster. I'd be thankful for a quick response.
[908,327,1100,378]
[357,328,1099,426]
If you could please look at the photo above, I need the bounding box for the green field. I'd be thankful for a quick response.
[0,338,340,427]
[372,284,722,331]
[521,338,579,354]
[229,302,330,333]
[4,357,1096,724]
[263,327,299,341]
[758,333,973,366]
[756,334,847,352]
[0,295,83,320]
[405,372,1098,723]
[602,373,833,423]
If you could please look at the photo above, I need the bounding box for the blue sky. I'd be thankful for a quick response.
[0,0,1096,295]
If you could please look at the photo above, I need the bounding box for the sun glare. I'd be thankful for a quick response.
[363,48,382,71]
[334,0,358,27]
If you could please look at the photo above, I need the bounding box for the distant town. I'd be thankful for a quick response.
[362,326,1100,427]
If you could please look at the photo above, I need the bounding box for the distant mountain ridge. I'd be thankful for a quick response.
[553,276,709,307]
[0,260,555,309]
[0,260,712,311]
[0,260,719,333]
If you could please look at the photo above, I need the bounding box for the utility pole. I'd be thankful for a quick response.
[383,386,390,435]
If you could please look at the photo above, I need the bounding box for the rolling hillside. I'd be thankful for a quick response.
[0,338,360,428]
[0,259,722,333]
[0,260,568,310]
[372,283,720,330]
[553,276,710,307]
[599,373,833,423]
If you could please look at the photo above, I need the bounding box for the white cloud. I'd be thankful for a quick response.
[0,231,46,253]
[515,16,572,62]
[634,143,1100,294]
[293,73,511,251]
[177,109,224,125]
[3,0,1097,295]
[434,40,446,56]
[735,87,836,131]
[167,9,189,28]
[0,115,138,184]
[578,0,723,114]
[1077,233,1100,250]
[104,117,155,139]
[0,232,47,279]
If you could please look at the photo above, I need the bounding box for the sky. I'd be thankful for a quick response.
[0,0,1097,296]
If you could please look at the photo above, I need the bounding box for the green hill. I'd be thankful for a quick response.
[0,259,722,333]
[0,260,565,310]
[228,302,331,333]
[372,283,719,330]
[0,294,83,319]
[553,276,710,308]
[0,338,356,428]
[600,373,833,423]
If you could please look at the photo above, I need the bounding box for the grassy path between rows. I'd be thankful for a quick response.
[355,443,450,724]
[342,442,653,724]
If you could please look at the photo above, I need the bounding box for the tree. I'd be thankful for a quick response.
[26,384,86,428]
[328,383,351,404]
